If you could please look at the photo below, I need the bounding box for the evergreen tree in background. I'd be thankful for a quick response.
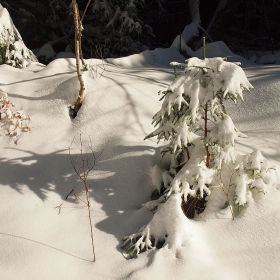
[208,0,280,55]
[86,0,153,57]
[2,0,280,63]
[3,0,155,61]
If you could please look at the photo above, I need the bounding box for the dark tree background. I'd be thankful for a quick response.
[2,0,280,63]
[209,0,280,55]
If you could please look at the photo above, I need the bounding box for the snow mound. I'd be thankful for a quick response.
[55,52,76,59]
[106,41,253,69]
[194,41,234,58]
[170,35,194,57]
[181,22,199,43]
[37,58,78,75]
[194,41,254,66]
[35,44,56,64]
[259,52,280,64]
[106,48,185,68]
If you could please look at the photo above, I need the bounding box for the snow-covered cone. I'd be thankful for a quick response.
[0,4,38,68]
[36,43,56,64]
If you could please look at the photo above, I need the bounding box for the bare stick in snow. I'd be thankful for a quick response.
[69,133,103,262]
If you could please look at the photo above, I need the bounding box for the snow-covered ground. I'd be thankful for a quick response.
[1,39,280,279]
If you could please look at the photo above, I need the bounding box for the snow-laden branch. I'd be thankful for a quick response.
[123,56,276,258]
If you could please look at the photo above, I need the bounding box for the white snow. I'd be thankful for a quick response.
[170,35,194,57]
[0,29,280,280]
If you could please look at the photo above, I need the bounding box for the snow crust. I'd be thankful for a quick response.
[0,41,280,279]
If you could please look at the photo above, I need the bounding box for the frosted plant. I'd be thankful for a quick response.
[122,57,276,257]
[0,89,31,143]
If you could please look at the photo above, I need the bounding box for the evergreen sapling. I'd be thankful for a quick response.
[122,56,276,257]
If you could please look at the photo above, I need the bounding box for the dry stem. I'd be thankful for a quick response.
[204,103,210,167]
[69,133,103,262]
[214,163,237,220]
[81,0,92,22]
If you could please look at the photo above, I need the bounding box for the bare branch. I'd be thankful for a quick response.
[81,0,92,22]
[68,132,101,262]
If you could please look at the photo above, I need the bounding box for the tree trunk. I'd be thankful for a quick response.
[72,0,85,113]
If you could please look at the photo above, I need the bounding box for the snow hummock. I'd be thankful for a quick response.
[170,35,194,57]
[0,40,280,280]
[35,44,56,63]
[106,47,186,68]
[259,52,280,64]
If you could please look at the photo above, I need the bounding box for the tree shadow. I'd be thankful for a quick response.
[0,148,76,201]
[89,144,160,243]
[0,143,161,243]
[0,60,171,245]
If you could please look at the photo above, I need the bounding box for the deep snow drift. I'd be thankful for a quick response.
[0,42,280,280]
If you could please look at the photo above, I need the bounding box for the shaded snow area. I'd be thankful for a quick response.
[1,42,280,280]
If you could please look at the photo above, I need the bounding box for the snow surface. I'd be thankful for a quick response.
[1,41,280,280]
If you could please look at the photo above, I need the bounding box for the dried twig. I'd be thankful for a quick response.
[68,133,103,262]
[81,0,92,22]
[54,203,63,215]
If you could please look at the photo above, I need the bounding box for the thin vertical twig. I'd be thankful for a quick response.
[68,133,103,262]
[218,165,236,220]
[204,103,210,168]
[202,37,210,167]
[186,146,190,161]
[203,36,206,59]
[81,0,92,22]
[78,133,96,262]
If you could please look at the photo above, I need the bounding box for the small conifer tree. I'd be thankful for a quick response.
[122,57,276,257]
[0,4,37,68]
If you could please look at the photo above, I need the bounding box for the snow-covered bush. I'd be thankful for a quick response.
[35,44,56,65]
[0,4,37,68]
[122,57,276,257]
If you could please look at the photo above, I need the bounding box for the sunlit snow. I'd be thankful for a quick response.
[1,6,280,280]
